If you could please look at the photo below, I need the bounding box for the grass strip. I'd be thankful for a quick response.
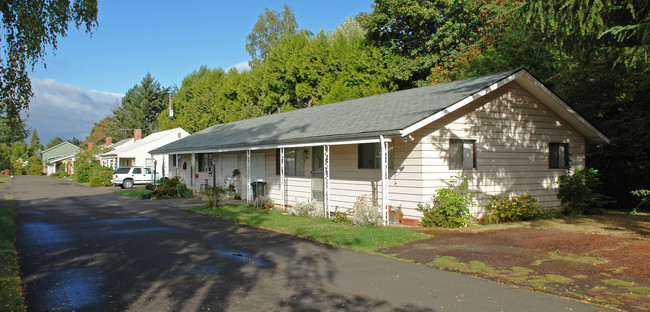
[0,195,25,311]
[113,188,152,199]
[192,204,427,252]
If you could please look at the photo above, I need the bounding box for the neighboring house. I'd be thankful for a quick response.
[149,69,609,224]
[41,141,81,175]
[100,128,189,177]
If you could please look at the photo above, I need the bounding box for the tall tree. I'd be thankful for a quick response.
[0,0,98,134]
[0,115,28,144]
[29,128,42,155]
[245,3,298,67]
[358,0,491,88]
[107,73,170,141]
[45,137,63,149]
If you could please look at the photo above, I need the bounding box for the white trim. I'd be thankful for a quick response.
[401,70,526,137]
[518,72,610,143]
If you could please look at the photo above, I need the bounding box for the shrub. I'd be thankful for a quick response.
[419,174,475,228]
[630,189,650,214]
[152,186,177,199]
[351,195,383,226]
[484,193,542,223]
[150,176,193,199]
[203,185,228,208]
[75,162,99,183]
[540,209,563,219]
[50,172,60,177]
[27,154,43,175]
[332,211,352,224]
[291,200,322,217]
[176,182,194,198]
[145,183,155,190]
[557,167,609,215]
[88,166,113,187]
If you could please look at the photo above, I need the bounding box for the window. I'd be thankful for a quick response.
[143,168,152,174]
[197,153,211,172]
[172,155,177,167]
[358,143,393,169]
[132,168,142,174]
[449,139,476,169]
[549,143,569,169]
[275,148,305,176]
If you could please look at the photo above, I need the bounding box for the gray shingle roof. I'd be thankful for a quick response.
[150,69,522,154]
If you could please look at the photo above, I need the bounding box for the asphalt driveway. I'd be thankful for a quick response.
[11,176,613,311]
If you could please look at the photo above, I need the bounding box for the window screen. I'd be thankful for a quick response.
[549,143,569,169]
[449,139,476,169]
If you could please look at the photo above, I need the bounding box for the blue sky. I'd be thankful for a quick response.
[28,0,374,144]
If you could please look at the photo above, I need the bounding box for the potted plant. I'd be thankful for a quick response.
[232,169,240,177]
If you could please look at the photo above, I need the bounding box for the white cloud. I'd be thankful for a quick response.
[26,79,122,143]
[229,61,251,72]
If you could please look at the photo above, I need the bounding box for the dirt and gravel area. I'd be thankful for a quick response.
[379,212,650,312]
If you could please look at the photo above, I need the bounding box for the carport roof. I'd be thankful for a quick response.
[150,68,608,154]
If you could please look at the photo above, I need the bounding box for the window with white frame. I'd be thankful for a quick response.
[449,139,476,169]
[275,148,305,176]
[549,142,569,169]
[358,143,393,169]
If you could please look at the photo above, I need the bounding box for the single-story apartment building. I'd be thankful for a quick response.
[41,141,81,175]
[150,69,609,224]
[100,128,189,177]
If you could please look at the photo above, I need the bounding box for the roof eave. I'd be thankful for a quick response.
[149,130,401,155]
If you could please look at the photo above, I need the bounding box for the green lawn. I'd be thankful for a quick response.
[192,205,428,252]
[113,188,151,199]
[0,180,25,311]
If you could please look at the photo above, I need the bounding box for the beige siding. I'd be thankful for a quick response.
[168,82,586,220]
[416,82,586,217]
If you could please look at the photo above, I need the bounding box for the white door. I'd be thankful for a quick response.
[221,155,238,186]
[251,154,265,181]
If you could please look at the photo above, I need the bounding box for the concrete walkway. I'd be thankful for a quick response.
[12,176,613,311]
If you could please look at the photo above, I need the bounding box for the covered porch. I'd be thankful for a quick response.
[166,136,394,226]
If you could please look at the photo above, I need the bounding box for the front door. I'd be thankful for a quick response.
[311,146,324,202]
[251,154,265,181]
[221,155,238,185]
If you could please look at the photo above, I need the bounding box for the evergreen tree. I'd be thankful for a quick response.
[107,73,170,140]
[29,129,42,156]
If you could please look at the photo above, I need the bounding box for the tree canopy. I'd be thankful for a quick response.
[0,0,98,139]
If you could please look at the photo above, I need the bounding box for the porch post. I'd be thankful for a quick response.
[280,148,286,209]
[323,145,330,217]
[191,153,195,188]
[246,150,251,202]
[380,135,389,226]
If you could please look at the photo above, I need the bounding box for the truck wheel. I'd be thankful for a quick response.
[123,179,134,189]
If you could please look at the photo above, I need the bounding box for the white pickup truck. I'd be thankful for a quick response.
[112,166,155,189]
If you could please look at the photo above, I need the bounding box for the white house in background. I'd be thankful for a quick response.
[100,128,189,177]
[149,69,609,224]
[41,141,81,175]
